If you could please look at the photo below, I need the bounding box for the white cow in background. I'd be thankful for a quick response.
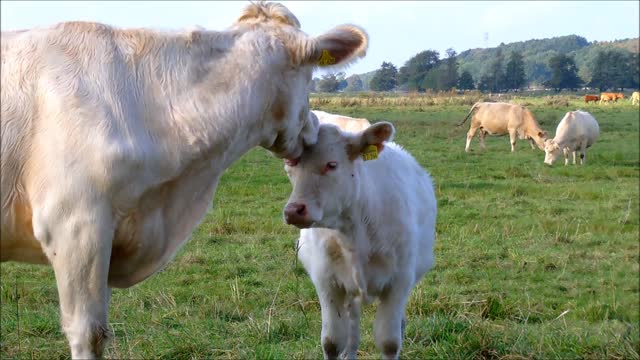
[543,110,600,166]
[312,110,372,132]
[283,122,437,360]
[0,1,369,357]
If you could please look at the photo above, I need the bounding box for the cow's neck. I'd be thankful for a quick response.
[141,34,271,174]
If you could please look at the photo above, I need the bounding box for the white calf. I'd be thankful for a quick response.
[283,123,437,360]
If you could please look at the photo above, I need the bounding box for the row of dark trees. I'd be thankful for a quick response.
[542,50,639,91]
[476,49,527,92]
[314,72,366,92]
[589,50,639,91]
[315,48,639,93]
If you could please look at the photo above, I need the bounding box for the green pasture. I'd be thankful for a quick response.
[2,97,638,359]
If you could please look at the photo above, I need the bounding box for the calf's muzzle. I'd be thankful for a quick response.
[284,202,313,228]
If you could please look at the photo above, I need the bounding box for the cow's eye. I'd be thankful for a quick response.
[326,161,338,170]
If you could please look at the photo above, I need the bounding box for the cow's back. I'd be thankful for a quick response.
[473,102,524,133]
[554,111,599,147]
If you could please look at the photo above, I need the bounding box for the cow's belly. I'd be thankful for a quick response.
[481,124,508,136]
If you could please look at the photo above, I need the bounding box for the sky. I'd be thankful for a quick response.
[2,1,639,77]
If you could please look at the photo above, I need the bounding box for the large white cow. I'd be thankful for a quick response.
[543,110,600,166]
[0,2,369,358]
[283,123,437,360]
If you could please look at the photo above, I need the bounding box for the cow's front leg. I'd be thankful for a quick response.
[528,138,537,150]
[508,129,517,152]
[374,280,412,360]
[36,199,114,359]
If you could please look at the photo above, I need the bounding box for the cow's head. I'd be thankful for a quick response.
[531,130,548,150]
[543,139,562,165]
[283,122,395,229]
[232,2,369,160]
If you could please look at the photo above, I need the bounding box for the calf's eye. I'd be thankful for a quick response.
[326,161,338,170]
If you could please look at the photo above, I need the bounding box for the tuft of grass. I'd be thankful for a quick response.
[2,99,638,359]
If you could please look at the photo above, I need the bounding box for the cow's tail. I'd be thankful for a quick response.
[457,102,481,127]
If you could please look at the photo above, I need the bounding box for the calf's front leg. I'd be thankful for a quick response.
[316,285,349,360]
[374,281,412,360]
[344,294,362,360]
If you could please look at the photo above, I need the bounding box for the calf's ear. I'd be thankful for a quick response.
[346,122,395,161]
[539,131,547,138]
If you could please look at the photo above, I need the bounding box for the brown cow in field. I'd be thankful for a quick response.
[458,102,547,152]
[600,92,624,104]
[599,92,616,104]
[584,95,599,103]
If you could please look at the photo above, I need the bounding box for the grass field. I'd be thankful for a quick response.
[1,96,639,359]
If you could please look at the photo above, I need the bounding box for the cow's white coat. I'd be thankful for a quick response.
[0,2,369,357]
[544,110,600,165]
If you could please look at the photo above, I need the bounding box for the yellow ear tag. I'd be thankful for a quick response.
[318,49,336,66]
[362,145,379,161]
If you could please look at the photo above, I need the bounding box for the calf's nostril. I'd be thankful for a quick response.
[296,204,306,216]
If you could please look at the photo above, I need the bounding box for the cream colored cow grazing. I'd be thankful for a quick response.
[458,102,547,152]
[0,2,369,358]
[544,110,600,166]
[312,110,372,132]
[632,91,640,106]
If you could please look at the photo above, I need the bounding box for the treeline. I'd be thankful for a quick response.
[312,35,640,93]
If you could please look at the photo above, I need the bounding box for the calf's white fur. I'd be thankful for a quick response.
[283,123,437,359]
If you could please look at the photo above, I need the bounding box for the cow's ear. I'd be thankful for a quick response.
[301,111,319,146]
[347,122,395,160]
[539,131,547,138]
[298,25,368,69]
